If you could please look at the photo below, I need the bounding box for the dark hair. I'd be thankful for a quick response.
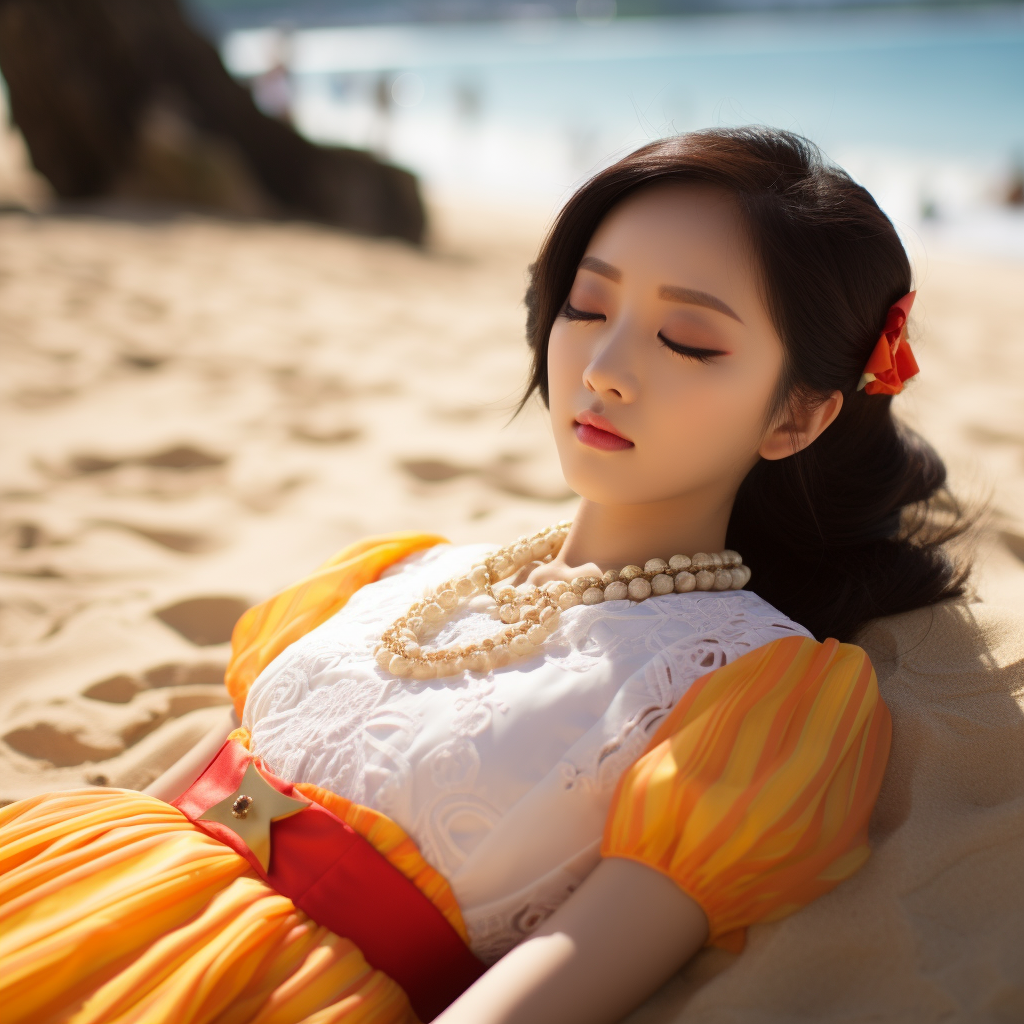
[523,126,971,642]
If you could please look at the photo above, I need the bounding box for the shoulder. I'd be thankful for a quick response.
[666,588,813,654]
[598,587,811,644]
[603,634,890,948]
[649,633,882,754]
[580,587,813,678]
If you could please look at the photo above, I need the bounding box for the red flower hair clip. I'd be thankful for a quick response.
[857,291,919,396]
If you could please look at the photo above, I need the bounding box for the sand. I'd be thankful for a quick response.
[2,154,1023,804]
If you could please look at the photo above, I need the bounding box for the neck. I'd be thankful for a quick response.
[556,493,734,572]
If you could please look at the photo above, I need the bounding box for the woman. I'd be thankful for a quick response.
[0,127,968,1024]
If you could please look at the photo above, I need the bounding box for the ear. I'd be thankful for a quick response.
[759,390,844,461]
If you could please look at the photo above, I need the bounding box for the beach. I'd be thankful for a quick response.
[1,165,1023,808]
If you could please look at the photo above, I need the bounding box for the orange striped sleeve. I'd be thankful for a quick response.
[224,532,447,717]
[601,636,891,952]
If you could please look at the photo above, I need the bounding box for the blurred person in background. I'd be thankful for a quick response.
[251,29,294,126]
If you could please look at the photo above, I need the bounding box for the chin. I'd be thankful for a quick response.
[559,459,648,507]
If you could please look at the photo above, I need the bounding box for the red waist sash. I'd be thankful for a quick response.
[173,740,485,1021]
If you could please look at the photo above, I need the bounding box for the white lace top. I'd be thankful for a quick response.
[243,543,811,962]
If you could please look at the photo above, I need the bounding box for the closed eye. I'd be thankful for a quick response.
[561,300,605,322]
[658,332,727,363]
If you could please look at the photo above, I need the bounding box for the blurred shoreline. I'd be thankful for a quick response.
[187,0,1024,35]
[221,4,1024,244]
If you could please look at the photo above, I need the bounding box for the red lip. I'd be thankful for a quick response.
[574,411,634,451]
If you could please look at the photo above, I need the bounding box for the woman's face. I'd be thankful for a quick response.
[547,184,786,508]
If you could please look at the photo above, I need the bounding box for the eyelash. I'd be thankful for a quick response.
[560,301,604,322]
[562,302,726,364]
[657,333,727,364]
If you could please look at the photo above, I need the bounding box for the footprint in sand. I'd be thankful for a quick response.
[2,661,233,789]
[96,522,216,554]
[399,454,573,501]
[138,446,226,470]
[290,405,362,444]
[154,596,251,646]
[82,662,227,703]
[65,444,227,476]
[120,351,167,371]
[50,444,231,500]
[400,458,472,483]
[480,454,575,503]
[0,595,81,647]
[12,523,43,549]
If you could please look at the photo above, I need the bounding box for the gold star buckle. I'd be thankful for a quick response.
[200,760,309,872]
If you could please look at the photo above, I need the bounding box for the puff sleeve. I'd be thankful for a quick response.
[601,635,891,952]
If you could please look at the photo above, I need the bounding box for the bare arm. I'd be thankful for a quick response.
[143,706,238,802]
[435,857,708,1024]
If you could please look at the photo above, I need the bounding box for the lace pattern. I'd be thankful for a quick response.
[244,543,811,961]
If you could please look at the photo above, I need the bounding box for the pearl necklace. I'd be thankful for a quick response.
[374,521,750,680]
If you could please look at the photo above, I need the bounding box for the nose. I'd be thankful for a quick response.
[582,327,639,403]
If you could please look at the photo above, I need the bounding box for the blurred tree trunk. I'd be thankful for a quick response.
[0,0,425,242]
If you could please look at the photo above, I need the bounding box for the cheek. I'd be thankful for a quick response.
[546,325,583,412]
[648,367,772,472]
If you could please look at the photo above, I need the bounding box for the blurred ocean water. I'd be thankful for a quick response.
[224,5,1024,256]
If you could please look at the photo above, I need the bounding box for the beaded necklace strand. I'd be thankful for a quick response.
[374,521,750,680]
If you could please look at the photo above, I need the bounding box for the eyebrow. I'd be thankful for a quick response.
[579,255,621,281]
[658,285,743,323]
[578,255,742,323]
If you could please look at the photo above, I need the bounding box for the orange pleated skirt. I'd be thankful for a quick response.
[0,788,418,1024]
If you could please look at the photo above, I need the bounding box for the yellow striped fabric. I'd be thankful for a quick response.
[0,790,416,1024]
[602,636,891,952]
[225,532,447,718]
